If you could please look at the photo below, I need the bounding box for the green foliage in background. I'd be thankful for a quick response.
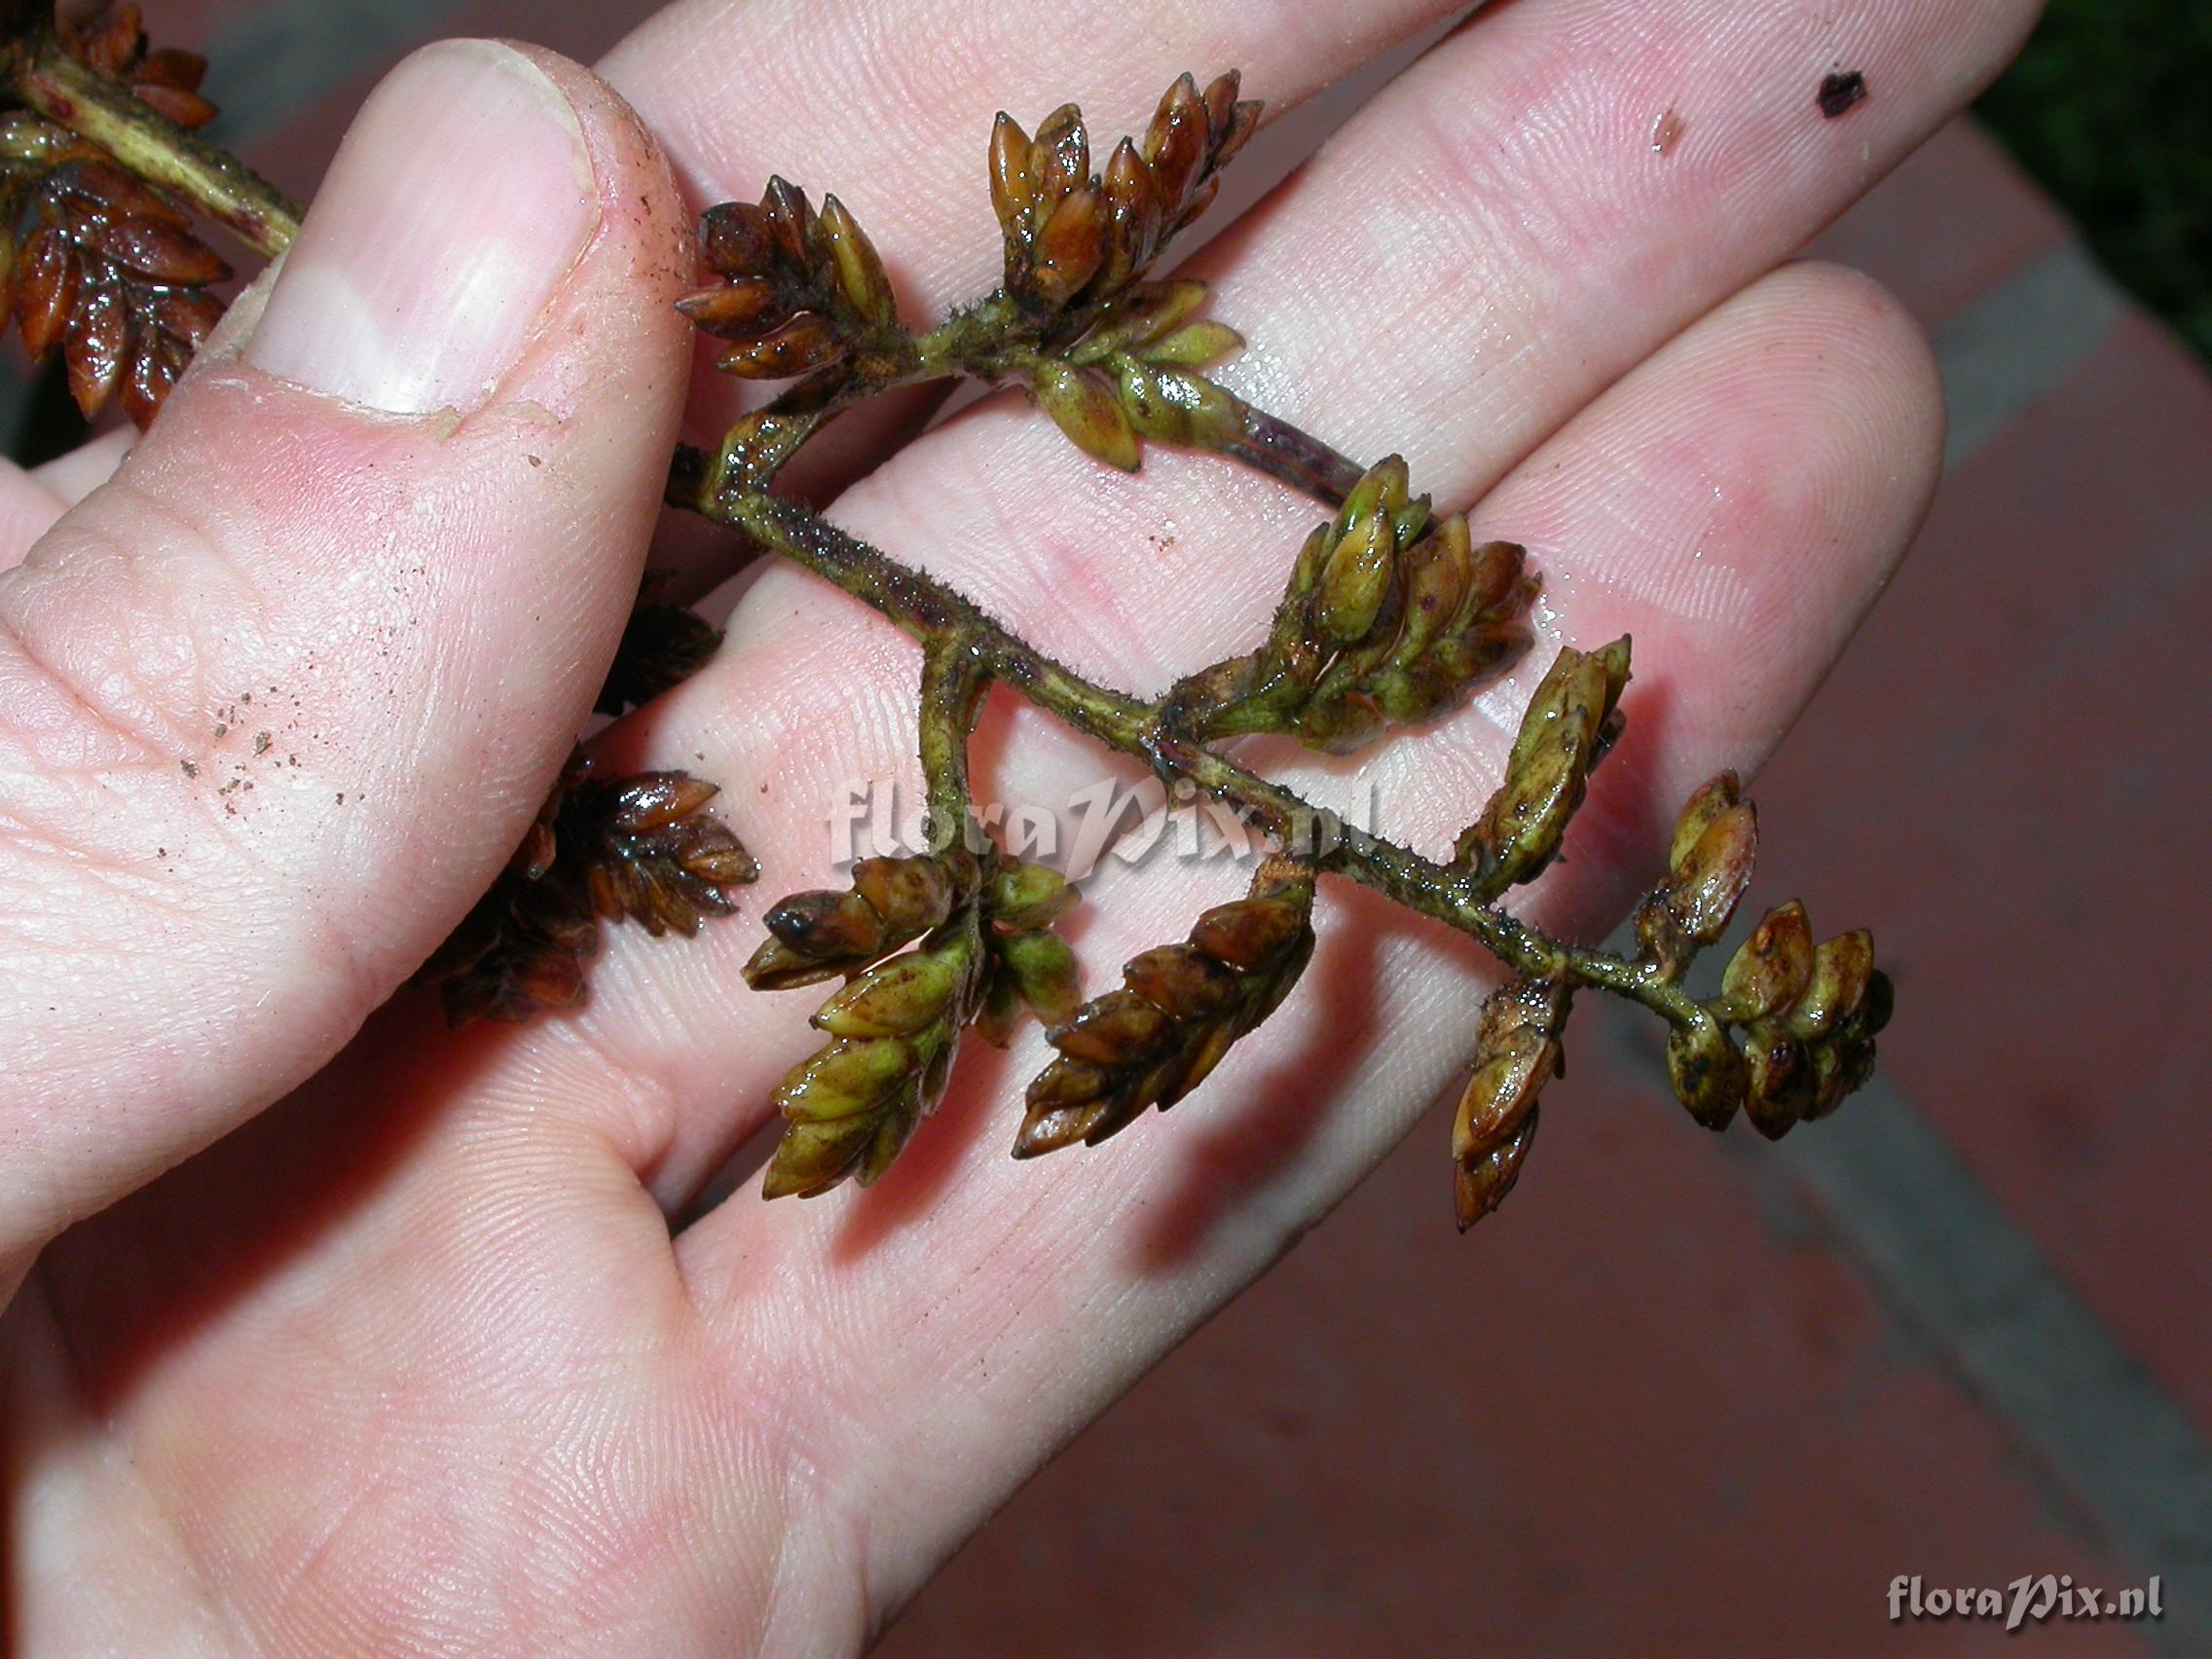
[1979,0,2212,360]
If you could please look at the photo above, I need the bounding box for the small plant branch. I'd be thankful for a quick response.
[1215,399,1366,506]
[917,629,990,844]
[7,23,298,256]
[26,21,1894,1227]
[720,485,1702,1031]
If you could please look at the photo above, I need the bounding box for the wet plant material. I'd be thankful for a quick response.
[57,2,213,129]
[595,572,724,717]
[1819,70,1869,119]
[1164,457,1539,755]
[1017,856,1313,1158]
[744,852,1087,1197]
[424,753,757,1027]
[0,3,230,423]
[33,5,1898,1230]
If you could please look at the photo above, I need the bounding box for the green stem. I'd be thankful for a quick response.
[917,630,990,850]
[12,31,301,257]
[725,489,1696,1027]
[711,290,1367,515]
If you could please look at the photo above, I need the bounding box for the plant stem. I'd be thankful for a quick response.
[917,630,989,848]
[1217,397,1366,507]
[723,489,1696,1026]
[42,68,1680,1029]
[708,294,1369,512]
[11,29,300,256]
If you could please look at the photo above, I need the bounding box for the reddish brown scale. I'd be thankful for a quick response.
[424,755,757,1027]
[594,573,724,717]
[1014,858,1314,1157]
[1,6,230,425]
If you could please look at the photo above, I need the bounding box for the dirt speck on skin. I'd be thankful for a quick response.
[253,731,272,755]
[1819,70,1867,119]
[180,759,198,778]
[1651,108,1684,156]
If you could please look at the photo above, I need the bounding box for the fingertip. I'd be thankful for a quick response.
[1766,258,1946,529]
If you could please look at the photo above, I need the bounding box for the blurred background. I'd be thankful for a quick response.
[12,2,2208,1653]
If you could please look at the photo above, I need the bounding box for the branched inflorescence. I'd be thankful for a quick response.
[424,753,757,1027]
[18,8,1894,1231]
[0,4,229,423]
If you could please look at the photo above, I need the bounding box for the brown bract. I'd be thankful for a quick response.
[679,174,911,383]
[1633,771,1759,980]
[1016,856,1315,1158]
[747,853,1076,1199]
[59,2,215,129]
[1716,904,1892,1138]
[424,755,758,1026]
[595,572,726,717]
[992,70,1258,317]
[1454,639,1631,897]
[0,3,226,424]
[1454,977,1570,1230]
[1168,457,1540,753]
[741,850,982,993]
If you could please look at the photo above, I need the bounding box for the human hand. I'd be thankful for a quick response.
[3,0,2038,1651]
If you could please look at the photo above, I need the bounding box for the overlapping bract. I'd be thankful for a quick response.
[425,756,757,1025]
[1632,779,1892,1139]
[1027,278,1245,471]
[975,859,1084,1045]
[1169,458,1540,754]
[0,128,228,420]
[1441,650,1894,1226]
[991,70,1259,319]
[58,2,216,129]
[1633,772,1758,980]
[742,850,980,991]
[760,902,991,1198]
[1453,977,1569,1231]
[0,5,229,426]
[1455,638,1630,895]
[748,853,1084,1198]
[1016,857,1314,1158]
[680,175,908,381]
[1710,903,1892,1138]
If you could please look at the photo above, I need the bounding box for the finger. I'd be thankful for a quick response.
[470,0,2028,1202]
[0,41,692,1264]
[690,259,1946,1613]
[0,432,139,577]
[0,461,67,568]
[817,0,2037,678]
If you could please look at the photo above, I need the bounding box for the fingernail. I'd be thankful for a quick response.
[245,41,599,416]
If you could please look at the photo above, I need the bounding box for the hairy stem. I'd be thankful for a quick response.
[918,630,990,846]
[723,489,1697,1026]
[47,61,1690,1035]
[10,28,300,255]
